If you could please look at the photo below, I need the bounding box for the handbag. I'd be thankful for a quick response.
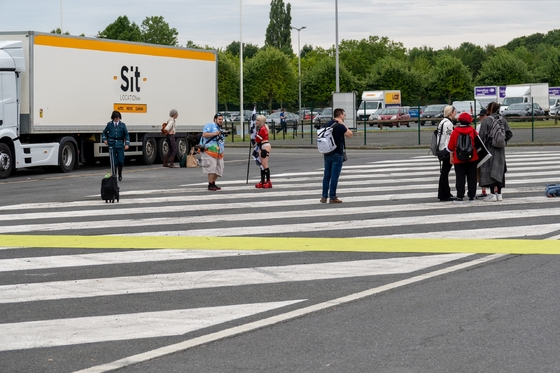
[435,120,450,162]
[343,151,348,162]
[186,154,199,168]
[436,149,450,162]
[161,122,169,135]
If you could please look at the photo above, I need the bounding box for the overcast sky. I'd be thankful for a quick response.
[1,0,558,52]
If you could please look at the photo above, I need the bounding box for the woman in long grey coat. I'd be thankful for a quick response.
[478,102,513,201]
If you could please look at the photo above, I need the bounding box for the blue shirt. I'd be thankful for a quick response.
[200,122,225,156]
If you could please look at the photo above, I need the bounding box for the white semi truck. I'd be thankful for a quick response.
[356,90,401,121]
[0,31,217,179]
[500,83,549,115]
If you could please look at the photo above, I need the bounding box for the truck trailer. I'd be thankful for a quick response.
[0,31,217,179]
[500,83,549,115]
[474,86,505,109]
[356,90,401,121]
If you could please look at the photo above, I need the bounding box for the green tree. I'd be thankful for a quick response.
[217,52,240,111]
[366,57,425,104]
[429,54,472,103]
[225,41,260,59]
[140,16,178,46]
[300,44,313,59]
[265,0,292,56]
[185,40,203,49]
[453,42,487,78]
[244,47,297,111]
[533,46,560,85]
[301,58,361,103]
[96,16,142,42]
[408,46,438,66]
[476,50,533,85]
[50,28,70,35]
[337,36,407,79]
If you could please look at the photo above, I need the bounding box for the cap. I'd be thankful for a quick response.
[479,108,487,116]
[213,113,223,120]
[458,112,472,124]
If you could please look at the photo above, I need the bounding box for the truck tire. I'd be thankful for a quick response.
[157,138,167,163]
[58,139,76,173]
[142,137,157,165]
[0,143,13,179]
[176,137,188,161]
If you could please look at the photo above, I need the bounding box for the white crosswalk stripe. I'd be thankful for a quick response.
[1,151,559,239]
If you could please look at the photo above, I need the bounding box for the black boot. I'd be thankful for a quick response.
[118,165,123,181]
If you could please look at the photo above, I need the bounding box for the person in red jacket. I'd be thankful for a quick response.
[446,112,479,203]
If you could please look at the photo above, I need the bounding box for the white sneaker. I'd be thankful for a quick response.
[497,194,503,201]
[482,194,498,202]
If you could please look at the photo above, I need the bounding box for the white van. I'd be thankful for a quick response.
[452,101,474,116]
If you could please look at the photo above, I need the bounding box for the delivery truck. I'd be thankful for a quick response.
[356,90,401,121]
[0,31,217,179]
[500,83,549,115]
[549,87,560,116]
[474,86,505,109]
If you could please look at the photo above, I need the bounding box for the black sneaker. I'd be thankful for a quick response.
[213,184,222,190]
[208,184,217,191]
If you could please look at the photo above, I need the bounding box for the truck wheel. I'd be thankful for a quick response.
[0,143,13,179]
[142,137,157,165]
[58,140,76,173]
[157,138,168,163]
[176,137,187,161]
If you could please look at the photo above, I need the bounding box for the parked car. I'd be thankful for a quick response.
[420,104,446,126]
[503,103,545,120]
[217,111,234,123]
[377,107,411,128]
[313,107,333,128]
[408,106,426,118]
[231,110,252,122]
[368,108,383,122]
[266,111,299,130]
[303,111,319,120]
[452,101,474,117]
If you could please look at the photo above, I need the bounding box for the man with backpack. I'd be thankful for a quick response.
[446,112,479,203]
[320,108,353,203]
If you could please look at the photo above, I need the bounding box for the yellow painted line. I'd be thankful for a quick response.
[0,235,559,254]
[34,34,216,61]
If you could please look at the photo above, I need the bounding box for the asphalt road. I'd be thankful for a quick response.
[1,147,560,373]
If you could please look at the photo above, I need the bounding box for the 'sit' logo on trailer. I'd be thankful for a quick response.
[120,66,142,93]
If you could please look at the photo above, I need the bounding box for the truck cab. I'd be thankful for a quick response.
[0,41,24,178]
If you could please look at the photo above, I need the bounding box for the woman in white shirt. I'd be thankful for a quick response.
[437,105,457,201]
[163,109,178,167]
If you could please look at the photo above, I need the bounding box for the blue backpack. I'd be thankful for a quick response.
[545,183,560,197]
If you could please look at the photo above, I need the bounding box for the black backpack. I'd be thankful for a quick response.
[456,131,474,161]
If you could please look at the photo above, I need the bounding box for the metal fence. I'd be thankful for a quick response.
[224,115,560,148]
[219,100,560,147]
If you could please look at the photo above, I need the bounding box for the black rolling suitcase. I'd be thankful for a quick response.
[101,147,120,203]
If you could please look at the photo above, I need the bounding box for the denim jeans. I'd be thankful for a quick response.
[322,152,344,199]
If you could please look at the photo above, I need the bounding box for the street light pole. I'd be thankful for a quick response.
[335,0,339,92]
[240,0,244,138]
[291,26,306,126]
